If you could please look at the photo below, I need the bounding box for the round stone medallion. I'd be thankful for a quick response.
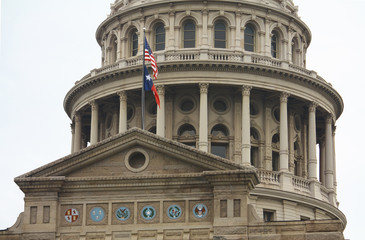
[116,207,130,221]
[167,204,182,220]
[90,207,105,222]
[193,203,208,219]
[64,208,79,223]
[141,205,156,220]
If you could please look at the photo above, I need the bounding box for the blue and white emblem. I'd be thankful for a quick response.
[116,207,130,221]
[167,205,182,220]
[193,203,207,219]
[90,207,105,222]
[141,205,156,220]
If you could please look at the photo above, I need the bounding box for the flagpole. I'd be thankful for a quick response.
[142,28,146,130]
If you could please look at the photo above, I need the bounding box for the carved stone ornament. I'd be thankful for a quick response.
[280,92,290,103]
[242,86,252,96]
[199,83,209,94]
[308,101,318,112]
[117,91,127,102]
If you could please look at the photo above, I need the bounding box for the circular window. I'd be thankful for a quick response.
[211,97,229,114]
[127,105,134,121]
[250,103,259,116]
[179,97,196,114]
[273,106,280,122]
[125,148,149,172]
[213,99,227,112]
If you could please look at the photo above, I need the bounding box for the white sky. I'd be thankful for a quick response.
[0,0,364,239]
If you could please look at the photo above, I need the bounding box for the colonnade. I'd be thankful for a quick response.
[70,84,336,202]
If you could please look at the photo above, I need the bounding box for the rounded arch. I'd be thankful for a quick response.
[106,30,119,63]
[208,12,235,26]
[175,11,201,27]
[208,120,233,137]
[210,123,230,137]
[178,123,197,137]
[148,21,166,52]
[250,124,264,141]
[241,15,265,33]
[145,15,169,30]
[269,23,288,40]
[120,21,141,38]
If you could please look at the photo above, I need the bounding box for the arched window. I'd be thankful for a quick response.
[271,31,278,58]
[244,24,255,52]
[214,20,226,48]
[291,38,299,65]
[272,133,280,171]
[131,29,138,56]
[250,128,260,167]
[178,124,196,147]
[211,124,229,158]
[183,20,196,48]
[155,23,165,51]
[110,36,118,63]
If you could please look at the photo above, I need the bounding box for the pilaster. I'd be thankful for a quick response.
[156,85,165,137]
[241,85,252,166]
[199,83,209,152]
[118,91,128,133]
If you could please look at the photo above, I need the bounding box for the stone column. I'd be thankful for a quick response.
[308,102,318,180]
[118,91,128,133]
[70,123,75,154]
[156,85,165,137]
[74,113,82,152]
[279,92,290,172]
[241,86,252,166]
[199,83,209,152]
[333,126,337,194]
[89,100,99,145]
[325,115,334,190]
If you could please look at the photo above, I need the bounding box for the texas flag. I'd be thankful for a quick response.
[144,65,160,107]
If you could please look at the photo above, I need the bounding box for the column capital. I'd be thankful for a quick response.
[74,112,81,123]
[117,90,127,102]
[199,83,209,94]
[280,92,290,103]
[88,99,98,110]
[308,101,318,112]
[242,85,252,96]
[156,85,165,96]
[326,114,335,124]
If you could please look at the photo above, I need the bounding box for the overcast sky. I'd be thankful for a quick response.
[0,1,364,239]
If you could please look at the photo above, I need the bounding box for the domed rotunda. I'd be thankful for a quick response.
[1,0,346,239]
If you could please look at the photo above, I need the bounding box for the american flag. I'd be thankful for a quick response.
[144,37,158,79]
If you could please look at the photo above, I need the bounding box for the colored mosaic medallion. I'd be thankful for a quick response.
[116,207,130,221]
[193,203,208,219]
[90,207,105,222]
[64,208,79,223]
[141,206,156,220]
[167,204,182,220]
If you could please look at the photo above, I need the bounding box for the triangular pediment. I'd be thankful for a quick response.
[17,128,244,180]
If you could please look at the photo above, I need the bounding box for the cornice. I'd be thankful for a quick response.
[95,0,310,46]
[63,60,343,119]
[251,187,347,228]
[16,128,244,179]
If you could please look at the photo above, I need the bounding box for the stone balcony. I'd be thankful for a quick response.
[82,49,322,85]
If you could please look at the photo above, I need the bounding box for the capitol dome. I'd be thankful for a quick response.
[1,0,346,239]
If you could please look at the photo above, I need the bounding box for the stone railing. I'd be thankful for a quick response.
[80,49,322,84]
[256,170,316,198]
[256,170,280,185]
[165,51,200,61]
[292,175,311,195]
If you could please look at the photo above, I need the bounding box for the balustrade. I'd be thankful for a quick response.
[78,50,325,84]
